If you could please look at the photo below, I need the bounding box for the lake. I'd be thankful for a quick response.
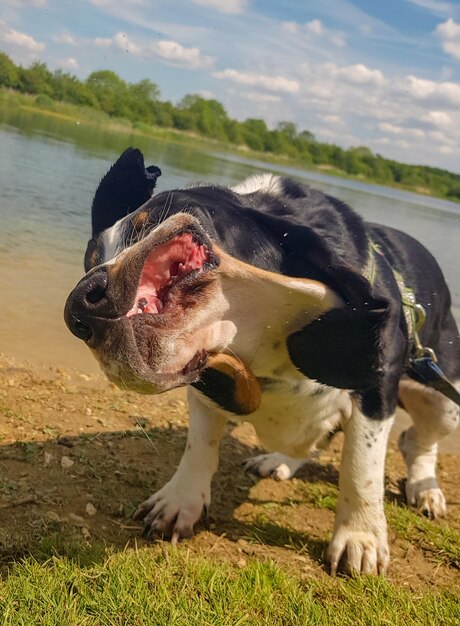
[0,108,459,378]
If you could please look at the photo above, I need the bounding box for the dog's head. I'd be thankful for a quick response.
[65,148,391,401]
[65,148,240,393]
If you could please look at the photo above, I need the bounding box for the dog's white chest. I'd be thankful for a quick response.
[244,377,351,458]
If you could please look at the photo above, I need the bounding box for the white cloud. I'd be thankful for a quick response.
[2,0,46,6]
[53,33,77,45]
[402,74,460,106]
[113,32,141,55]
[405,0,454,16]
[3,28,44,51]
[378,122,426,138]
[271,57,460,169]
[153,40,214,69]
[341,63,384,85]
[61,57,79,70]
[214,68,300,93]
[306,19,323,36]
[91,33,214,69]
[373,137,391,145]
[197,90,214,99]
[191,0,248,14]
[94,37,112,47]
[423,110,452,127]
[90,0,143,5]
[282,18,346,48]
[435,18,460,60]
[281,21,299,35]
[428,129,453,143]
[241,91,281,103]
[320,114,345,126]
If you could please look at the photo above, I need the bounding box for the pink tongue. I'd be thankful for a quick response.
[126,233,208,317]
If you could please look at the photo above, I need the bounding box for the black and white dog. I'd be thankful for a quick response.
[65,148,460,575]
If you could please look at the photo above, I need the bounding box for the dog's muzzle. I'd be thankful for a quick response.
[63,214,232,394]
[64,268,118,347]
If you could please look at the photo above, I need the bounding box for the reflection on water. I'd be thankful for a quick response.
[0,108,459,375]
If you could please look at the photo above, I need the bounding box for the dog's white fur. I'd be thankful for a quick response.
[231,173,283,197]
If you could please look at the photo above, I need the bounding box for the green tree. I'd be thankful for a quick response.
[86,70,128,116]
[299,129,315,143]
[126,79,161,124]
[178,95,229,140]
[18,62,53,95]
[277,121,298,141]
[241,118,271,151]
[0,52,19,88]
[52,70,96,107]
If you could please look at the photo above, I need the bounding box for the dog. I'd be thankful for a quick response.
[64,148,460,575]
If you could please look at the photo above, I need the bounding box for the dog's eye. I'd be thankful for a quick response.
[84,239,101,271]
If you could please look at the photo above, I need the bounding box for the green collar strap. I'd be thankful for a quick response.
[363,239,460,406]
[364,238,426,351]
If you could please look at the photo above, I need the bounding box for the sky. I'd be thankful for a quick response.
[2,0,460,173]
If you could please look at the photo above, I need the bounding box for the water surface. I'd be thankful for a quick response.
[1,111,459,452]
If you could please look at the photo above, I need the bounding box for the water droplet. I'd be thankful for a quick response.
[138,297,148,311]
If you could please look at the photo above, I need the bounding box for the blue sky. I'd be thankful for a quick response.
[2,0,460,172]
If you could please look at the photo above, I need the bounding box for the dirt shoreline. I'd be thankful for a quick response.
[0,353,459,589]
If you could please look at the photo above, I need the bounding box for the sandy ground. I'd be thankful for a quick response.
[0,353,459,590]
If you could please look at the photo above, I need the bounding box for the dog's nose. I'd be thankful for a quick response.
[64,269,112,344]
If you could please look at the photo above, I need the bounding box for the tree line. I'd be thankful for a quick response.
[1,51,460,201]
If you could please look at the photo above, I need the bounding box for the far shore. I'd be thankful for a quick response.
[2,89,459,205]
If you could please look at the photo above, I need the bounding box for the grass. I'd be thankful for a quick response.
[1,481,459,625]
[386,503,460,569]
[0,546,459,626]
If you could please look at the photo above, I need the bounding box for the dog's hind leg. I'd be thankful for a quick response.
[243,452,308,480]
[243,427,341,480]
[398,312,460,518]
[398,378,459,518]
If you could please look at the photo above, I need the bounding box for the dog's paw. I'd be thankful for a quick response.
[134,477,209,544]
[405,480,446,519]
[243,452,306,480]
[327,525,390,575]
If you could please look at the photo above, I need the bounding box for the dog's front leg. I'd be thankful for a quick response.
[327,404,394,575]
[134,388,226,544]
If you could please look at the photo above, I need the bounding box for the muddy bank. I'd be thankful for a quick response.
[0,354,459,589]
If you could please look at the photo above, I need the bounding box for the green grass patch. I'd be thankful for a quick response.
[288,481,460,570]
[301,482,338,511]
[386,502,460,569]
[0,547,459,625]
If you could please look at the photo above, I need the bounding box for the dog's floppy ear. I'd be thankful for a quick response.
[240,209,391,391]
[287,303,389,391]
[281,223,391,390]
[91,147,161,239]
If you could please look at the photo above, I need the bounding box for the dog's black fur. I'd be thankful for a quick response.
[82,148,459,422]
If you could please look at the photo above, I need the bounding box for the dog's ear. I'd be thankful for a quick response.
[240,211,392,391]
[91,148,161,239]
[280,220,392,390]
[287,302,389,391]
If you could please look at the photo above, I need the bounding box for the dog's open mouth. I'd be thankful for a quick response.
[127,232,213,317]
